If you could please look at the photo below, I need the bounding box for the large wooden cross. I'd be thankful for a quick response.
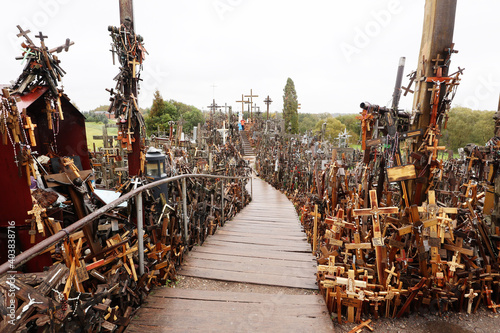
[235,94,247,116]
[264,95,273,120]
[244,89,258,120]
[353,190,398,284]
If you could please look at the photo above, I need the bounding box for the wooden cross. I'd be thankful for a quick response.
[23,116,37,147]
[16,25,34,45]
[425,67,452,126]
[368,294,385,319]
[244,89,258,120]
[347,319,374,333]
[264,95,273,120]
[356,109,374,150]
[432,53,444,72]
[396,249,413,272]
[426,137,446,162]
[35,31,48,42]
[318,255,344,276]
[353,190,398,284]
[27,202,46,234]
[447,253,464,275]
[235,94,247,115]
[384,266,398,288]
[337,269,366,322]
[128,58,140,78]
[484,286,497,313]
[464,288,478,314]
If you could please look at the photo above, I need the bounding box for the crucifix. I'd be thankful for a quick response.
[353,190,398,284]
[426,67,452,128]
[464,288,478,314]
[244,89,258,121]
[447,253,464,276]
[264,95,273,120]
[318,255,344,277]
[384,265,398,288]
[336,269,367,323]
[27,201,46,234]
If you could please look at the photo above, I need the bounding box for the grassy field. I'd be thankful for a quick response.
[85,122,118,150]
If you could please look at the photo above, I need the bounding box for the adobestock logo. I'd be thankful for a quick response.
[339,0,403,63]
[462,73,500,110]
[212,0,244,21]
[7,0,75,51]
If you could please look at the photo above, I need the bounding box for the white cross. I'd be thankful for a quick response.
[217,121,230,145]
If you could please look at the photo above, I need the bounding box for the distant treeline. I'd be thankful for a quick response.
[295,107,495,152]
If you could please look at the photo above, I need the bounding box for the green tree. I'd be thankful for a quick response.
[336,114,361,142]
[144,90,205,135]
[283,78,299,134]
[441,107,495,151]
[313,117,346,142]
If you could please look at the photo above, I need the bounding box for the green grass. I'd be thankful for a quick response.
[85,122,118,150]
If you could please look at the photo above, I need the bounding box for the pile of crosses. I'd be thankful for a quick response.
[0,28,251,332]
[253,54,500,325]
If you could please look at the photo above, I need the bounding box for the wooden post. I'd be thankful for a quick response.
[409,0,457,204]
[313,204,319,254]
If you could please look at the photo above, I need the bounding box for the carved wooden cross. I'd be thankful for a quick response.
[464,288,478,314]
[353,190,398,284]
[384,266,398,288]
[447,253,464,276]
[27,202,46,234]
[337,269,367,323]
[318,255,344,276]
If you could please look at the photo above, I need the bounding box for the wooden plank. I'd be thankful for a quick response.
[182,258,315,279]
[387,164,416,182]
[204,238,311,252]
[189,246,313,263]
[187,251,316,269]
[149,288,324,305]
[179,266,317,289]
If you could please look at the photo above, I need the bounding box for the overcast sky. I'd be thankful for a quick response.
[1,1,499,116]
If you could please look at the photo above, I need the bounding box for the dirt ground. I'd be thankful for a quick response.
[173,276,499,333]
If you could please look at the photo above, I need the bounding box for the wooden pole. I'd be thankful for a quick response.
[313,204,318,254]
[409,0,457,204]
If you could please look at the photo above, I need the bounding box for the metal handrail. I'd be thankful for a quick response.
[0,173,251,276]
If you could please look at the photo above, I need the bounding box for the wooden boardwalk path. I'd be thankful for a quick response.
[126,177,333,332]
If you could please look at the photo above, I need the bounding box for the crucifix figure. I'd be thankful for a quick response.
[464,288,478,314]
[28,202,46,234]
[353,190,398,284]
